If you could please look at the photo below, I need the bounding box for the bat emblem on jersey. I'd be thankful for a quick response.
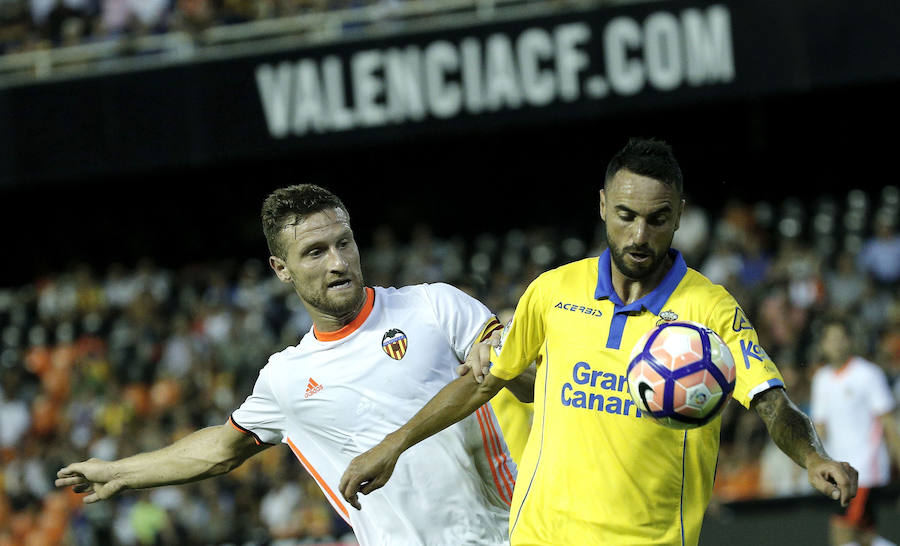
[382,328,408,360]
[656,310,678,325]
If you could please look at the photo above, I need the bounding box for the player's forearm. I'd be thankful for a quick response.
[504,362,536,403]
[753,388,828,468]
[110,426,247,490]
[389,375,503,453]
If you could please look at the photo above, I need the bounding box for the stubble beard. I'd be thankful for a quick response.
[608,239,669,281]
[298,275,366,318]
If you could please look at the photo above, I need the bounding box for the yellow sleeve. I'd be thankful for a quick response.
[490,275,547,381]
[707,291,784,409]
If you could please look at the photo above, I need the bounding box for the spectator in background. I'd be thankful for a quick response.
[858,211,900,288]
[0,368,31,451]
[168,0,213,34]
[363,224,401,288]
[737,228,772,291]
[756,278,809,362]
[700,238,743,287]
[29,0,95,44]
[100,0,169,36]
[810,316,900,546]
[671,196,710,267]
[826,250,868,313]
[0,0,30,53]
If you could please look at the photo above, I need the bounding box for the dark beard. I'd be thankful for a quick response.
[609,243,668,280]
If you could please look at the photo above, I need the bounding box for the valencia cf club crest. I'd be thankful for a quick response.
[656,310,679,325]
[382,328,408,360]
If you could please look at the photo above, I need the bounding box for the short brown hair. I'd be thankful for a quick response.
[261,184,349,259]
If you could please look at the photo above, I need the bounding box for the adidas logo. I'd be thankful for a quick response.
[305,378,323,399]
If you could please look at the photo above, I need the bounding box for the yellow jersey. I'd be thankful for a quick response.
[491,387,534,465]
[490,250,783,546]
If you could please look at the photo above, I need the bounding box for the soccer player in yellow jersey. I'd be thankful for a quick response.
[340,138,859,545]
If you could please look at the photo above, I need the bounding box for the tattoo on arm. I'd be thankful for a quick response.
[752,388,826,468]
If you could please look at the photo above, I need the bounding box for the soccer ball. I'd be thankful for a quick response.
[626,321,736,429]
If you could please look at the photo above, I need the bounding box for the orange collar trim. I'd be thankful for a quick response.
[834,357,855,376]
[313,287,375,342]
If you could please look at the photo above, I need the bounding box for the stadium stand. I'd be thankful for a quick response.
[0,0,575,84]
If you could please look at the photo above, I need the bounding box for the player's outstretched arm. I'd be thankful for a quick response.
[341,340,507,510]
[752,387,859,506]
[457,331,536,402]
[55,424,268,504]
[503,361,536,403]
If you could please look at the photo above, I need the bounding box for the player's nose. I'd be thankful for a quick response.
[326,247,349,271]
[631,218,649,244]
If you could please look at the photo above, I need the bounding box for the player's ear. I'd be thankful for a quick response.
[674,198,686,230]
[599,189,607,222]
[269,256,291,283]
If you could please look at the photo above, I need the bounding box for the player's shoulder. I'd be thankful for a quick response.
[374,282,471,304]
[681,266,736,306]
[682,266,728,295]
[373,283,485,322]
[536,257,599,285]
[849,356,886,378]
[810,364,832,383]
[265,343,306,369]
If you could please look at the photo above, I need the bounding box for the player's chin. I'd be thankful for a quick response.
[324,282,364,306]
[620,262,654,280]
[627,254,667,278]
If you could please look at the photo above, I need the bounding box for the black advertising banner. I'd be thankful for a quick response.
[2,0,899,184]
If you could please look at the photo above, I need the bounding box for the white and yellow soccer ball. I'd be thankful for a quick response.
[626,321,736,429]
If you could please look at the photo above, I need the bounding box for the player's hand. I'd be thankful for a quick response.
[56,458,129,504]
[339,437,403,510]
[806,455,858,507]
[455,331,500,384]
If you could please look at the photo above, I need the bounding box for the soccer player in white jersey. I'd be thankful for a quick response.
[811,316,900,546]
[55,184,532,546]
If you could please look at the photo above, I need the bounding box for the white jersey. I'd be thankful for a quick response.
[810,356,896,487]
[230,284,515,546]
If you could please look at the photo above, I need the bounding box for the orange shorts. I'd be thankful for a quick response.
[831,486,876,530]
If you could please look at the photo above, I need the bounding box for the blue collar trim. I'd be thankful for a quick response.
[594,248,687,315]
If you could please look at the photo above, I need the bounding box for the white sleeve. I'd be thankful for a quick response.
[421,282,497,362]
[229,366,286,445]
[867,365,896,417]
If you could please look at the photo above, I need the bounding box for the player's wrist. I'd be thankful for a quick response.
[385,429,414,454]
[105,460,129,488]
[803,450,829,470]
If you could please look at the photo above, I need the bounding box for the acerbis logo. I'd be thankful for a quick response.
[553,301,603,317]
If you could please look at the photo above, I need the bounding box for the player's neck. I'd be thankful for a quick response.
[611,254,673,305]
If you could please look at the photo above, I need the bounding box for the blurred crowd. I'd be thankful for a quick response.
[0,0,400,55]
[1,185,900,545]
